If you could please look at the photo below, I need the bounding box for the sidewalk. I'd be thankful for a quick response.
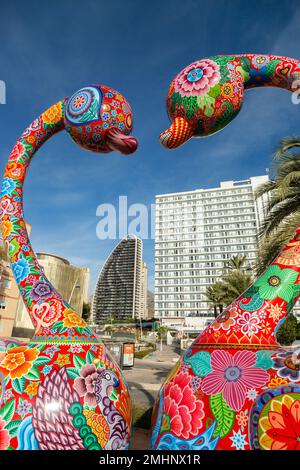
[123,344,180,407]
[145,343,180,363]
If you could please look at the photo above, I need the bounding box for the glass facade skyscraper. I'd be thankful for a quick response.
[92,235,147,322]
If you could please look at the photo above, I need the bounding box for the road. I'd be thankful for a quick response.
[123,344,180,407]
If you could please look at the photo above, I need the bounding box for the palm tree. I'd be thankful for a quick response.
[255,136,300,275]
[205,283,227,318]
[205,256,252,315]
[224,254,250,271]
[219,269,252,306]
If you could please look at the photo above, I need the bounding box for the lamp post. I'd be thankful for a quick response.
[68,277,80,306]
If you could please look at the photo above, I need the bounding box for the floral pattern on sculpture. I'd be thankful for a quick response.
[272,351,300,382]
[252,265,298,303]
[201,350,269,411]
[174,59,220,97]
[0,346,39,380]
[160,372,205,439]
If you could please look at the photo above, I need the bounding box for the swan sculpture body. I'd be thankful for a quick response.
[0,85,137,450]
[152,54,300,450]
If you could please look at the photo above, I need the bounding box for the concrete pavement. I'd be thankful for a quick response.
[123,344,180,407]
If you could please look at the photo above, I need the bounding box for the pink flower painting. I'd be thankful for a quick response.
[201,350,269,411]
[174,59,220,97]
[162,372,205,439]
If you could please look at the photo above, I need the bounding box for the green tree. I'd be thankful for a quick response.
[205,283,227,318]
[157,325,168,340]
[225,254,250,271]
[220,269,252,306]
[205,255,252,314]
[255,136,300,275]
[276,314,298,345]
[82,302,91,321]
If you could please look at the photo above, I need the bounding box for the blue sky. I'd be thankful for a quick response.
[1,0,300,293]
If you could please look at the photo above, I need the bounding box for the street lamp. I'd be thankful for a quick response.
[68,277,81,305]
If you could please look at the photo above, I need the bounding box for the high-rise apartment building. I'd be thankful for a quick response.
[140,261,148,320]
[92,235,145,322]
[155,176,269,330]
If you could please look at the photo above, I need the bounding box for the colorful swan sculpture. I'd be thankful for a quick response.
[152,54,300,450]
[0,85,137,450]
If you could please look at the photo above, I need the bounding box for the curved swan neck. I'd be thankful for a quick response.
[236,54,300,92]
[1,99,97,342]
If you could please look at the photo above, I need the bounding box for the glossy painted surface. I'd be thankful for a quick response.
[0,85,137,450]
[152,55,300,450]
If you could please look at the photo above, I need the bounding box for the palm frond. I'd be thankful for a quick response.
[275,136,300,159]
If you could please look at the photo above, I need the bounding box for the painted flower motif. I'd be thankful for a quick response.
[259,396,300,450]
[25,382,38,397]
[253,55,270,68]
[3,389,14,402]
[12,255,30,282]
[191,376,202,391]
[221,83,234,98]
[30,280,53,301]
[253,265,298,303]
[42,102,62,125]
[246,389,258,401]
[236,410,249,428]
[0,417,10,450]
[0,345,39,379]
[1,178,16,197]
[1,220,13,239]
[267,377,289,388]
[237,312,260,336]
[212,308,238,331]
[42,365,51,375]
[9,141,25,161]
[56,354,70,367]
[4,161,25,180]
[174,59,220,97]
[230,429,248,450]
[201,350,269,411]
[62,309,86,328]
[273,351,300,381]
[268,303,284,321]
[43,345,60,358]
[69,344,83,354]
[17,398,32,417]
[26,135,37,145]
[74,364,102,407]
[161,372,205,439]
[101,112,110,121]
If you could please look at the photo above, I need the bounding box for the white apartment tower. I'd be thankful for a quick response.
[155,175,269,330]
[140,261,148,320]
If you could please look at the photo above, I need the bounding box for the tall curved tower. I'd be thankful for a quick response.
[92,235,143,323]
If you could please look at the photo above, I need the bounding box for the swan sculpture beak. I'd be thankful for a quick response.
[160,116,194,149]
[106,127,138,155]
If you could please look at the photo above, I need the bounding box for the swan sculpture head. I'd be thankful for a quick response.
[64,85,138,154]
[160,54,300,148]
